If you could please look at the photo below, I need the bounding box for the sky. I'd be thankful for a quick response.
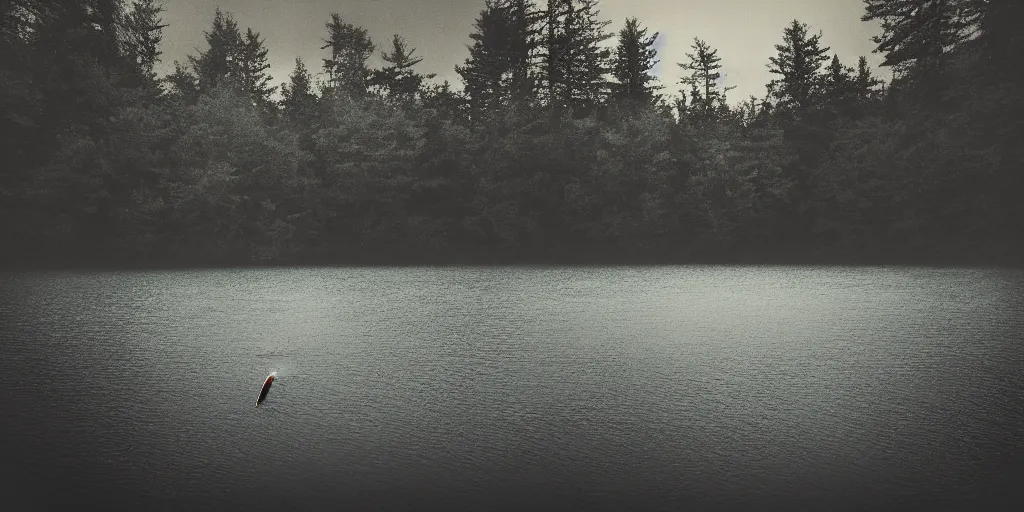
[156,0,890,104]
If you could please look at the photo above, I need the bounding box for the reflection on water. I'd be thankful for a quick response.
[1,266,1023,510]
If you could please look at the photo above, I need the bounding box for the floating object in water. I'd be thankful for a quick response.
[256,372,277,407]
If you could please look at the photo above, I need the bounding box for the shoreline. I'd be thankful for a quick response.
[3,248,1021,272]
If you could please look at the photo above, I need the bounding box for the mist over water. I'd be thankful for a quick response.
[2,266,1022,510]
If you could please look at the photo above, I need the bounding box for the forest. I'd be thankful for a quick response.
[1,0,1021,267]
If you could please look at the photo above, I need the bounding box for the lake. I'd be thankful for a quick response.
[2,266,1022,510]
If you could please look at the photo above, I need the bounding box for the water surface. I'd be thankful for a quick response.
[2,266,1022,510]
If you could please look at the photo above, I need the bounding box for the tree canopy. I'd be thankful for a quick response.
[1,0,1020,268]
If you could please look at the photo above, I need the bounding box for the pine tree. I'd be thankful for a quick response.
[457,0,539,118]
[541,0,564,106]
[672,90,688,123]
[679,38,735,120]
[539,0,612,111]
[119,0,166,87]
[93,0,121,66]
[821,55,853,99]
[767,20,830,110]
[20,0,122,127]
[5,0,184,255]
[165,61,200,102]
[852,56,883,101]
[609,17,661,105]
[280,58,317,125]
[566,0,613,108]
[819,53,873,118]
[504,0,539,104]
[459,0,507,115]
[321,13,375,99]
[737,95,761,126]
[421,80,470,122]
[188,8,243,93]
[236,28,275,106]
[371,34,437,101]
[862,0,980,73]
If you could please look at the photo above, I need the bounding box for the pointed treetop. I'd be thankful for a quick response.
[767,19,830,109]
[321,13,375,97]
[679,37,734,120]
[610,16,662,104]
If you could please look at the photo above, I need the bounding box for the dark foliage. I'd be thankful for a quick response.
[1,0,1020,268]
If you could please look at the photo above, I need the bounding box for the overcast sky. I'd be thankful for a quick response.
[156,0,889,104]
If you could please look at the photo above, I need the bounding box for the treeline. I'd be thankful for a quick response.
[1,0,1021,267]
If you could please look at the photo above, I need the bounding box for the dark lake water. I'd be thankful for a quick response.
[2,266,1023,511]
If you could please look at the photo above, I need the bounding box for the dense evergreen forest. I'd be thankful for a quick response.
[1,0,1021,267]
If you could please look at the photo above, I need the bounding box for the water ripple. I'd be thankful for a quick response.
[1,266,1022,510]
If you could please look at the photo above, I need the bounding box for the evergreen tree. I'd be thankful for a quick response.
[1,0,48,247]
[2,0,183,258]
[321,13,375,98]
[737,96,761,126]
[459,0,508,115]
[672,90,688,123]
[188,8,243,93]
[541,0,564,106]
[5,0,1022,267]
[567,0,613,109]
[118,0,166,88]
[421,80,470,123]
[165,61,200,102]
[852,56,883,101]
[819,54,873,118]
[609,17,661,105]
[821,55,853,99]
[503,0,539,104]
[767,20,830,110]
[862,0,980,72]
[457,0,538,118]
[539,0,612,111]
[20,1,118,130]
[92,0,121,66]
[679,38,734,120]
[236,28,275,106]
[280,58,317,125]
[371,34,437,101]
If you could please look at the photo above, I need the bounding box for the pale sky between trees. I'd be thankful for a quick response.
[157,0,890,104]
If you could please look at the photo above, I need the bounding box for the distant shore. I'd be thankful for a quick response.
[3,245,1020,271]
